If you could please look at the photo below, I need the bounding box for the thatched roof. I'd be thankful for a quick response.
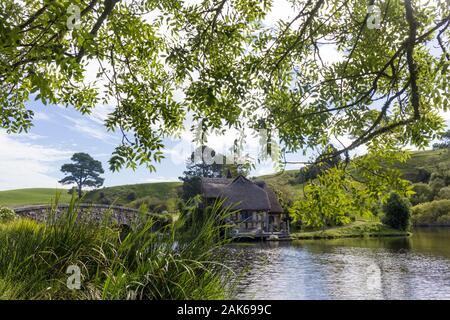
[200,175,283,213]
[221,176,271,211]
[255,181,284,213]
[201,177,233,198]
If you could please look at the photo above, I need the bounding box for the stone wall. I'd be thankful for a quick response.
[13,204,141,225]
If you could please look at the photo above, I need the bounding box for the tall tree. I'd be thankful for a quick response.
[180,145,251,180]
[179,146,226,181]
[179,145,251,200]
[59,152,104,198]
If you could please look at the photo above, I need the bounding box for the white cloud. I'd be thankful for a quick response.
[319,43,345,66]
[264,0,294,25]
[254,160,278,176]
[145,176,178,183]
[0,132,73,190]
[164,141,193,165]
[9,132,46,141]
[440,110,450,124]
[34,112,50,121]
[62,115,116,144]
[89,105,114,124]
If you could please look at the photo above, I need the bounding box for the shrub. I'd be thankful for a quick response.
[131,196,169,213]
[415,167,431,183]
[429,176,446,196]
[68,187,77,195]
[411,200,450,226]
[370,202,383,217]
[100,197,112,205]
[410,183,433,205]
[404,167,431,183]
[126,192,137,201]
[382,192,411,231]
[180,176,202,201]
[436,214,450,225]
[430,172,440,181]
[166,198,179,212]
[151,203,168,213]
[436,186,450,200]
[0,207,16,223]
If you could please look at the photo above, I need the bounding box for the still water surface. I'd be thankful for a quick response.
[226,228,450,299]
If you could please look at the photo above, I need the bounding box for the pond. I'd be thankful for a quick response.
[226,228,450,299]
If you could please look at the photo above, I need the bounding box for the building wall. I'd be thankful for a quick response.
[235,211,289,233]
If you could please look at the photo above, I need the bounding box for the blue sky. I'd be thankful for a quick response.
[0,100,196,190]
[0,100,307,191]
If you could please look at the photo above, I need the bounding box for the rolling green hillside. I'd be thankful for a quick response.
[0,188,72,207]
[83,182,182,212]
[0,183,183,211]
[1,149,449,210]
[393,149,450,182]
[256,170,303,201]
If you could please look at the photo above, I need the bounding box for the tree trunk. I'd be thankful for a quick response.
[78,168,83,198]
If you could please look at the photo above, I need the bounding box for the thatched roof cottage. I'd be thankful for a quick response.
[200,175,289,239]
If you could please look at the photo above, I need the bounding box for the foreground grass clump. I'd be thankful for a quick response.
[0,196,233,299]
[291,220,411,240]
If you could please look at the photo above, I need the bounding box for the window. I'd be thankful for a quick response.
[240,211,250,220]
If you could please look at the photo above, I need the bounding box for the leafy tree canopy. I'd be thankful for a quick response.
[1,0,448,170]
[294,144,342,184]
[290,148,414,228]
[1,0,449,221]
[59,152,105,197]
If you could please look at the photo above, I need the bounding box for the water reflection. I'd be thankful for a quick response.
[226,228,450,299]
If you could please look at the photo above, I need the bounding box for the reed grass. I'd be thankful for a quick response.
[0,194,235,300]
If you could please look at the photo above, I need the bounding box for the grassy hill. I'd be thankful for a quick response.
[393,149,450,182]
[1,149,449,210]
[0,188,72,207]
[256,170,303,201]
[83,182,182,212]
[0,183,183,212]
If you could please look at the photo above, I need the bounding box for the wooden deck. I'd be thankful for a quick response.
[230,230,291,241]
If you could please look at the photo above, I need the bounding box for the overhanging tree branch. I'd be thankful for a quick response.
[404,0,420,120]
[76,0,120,62]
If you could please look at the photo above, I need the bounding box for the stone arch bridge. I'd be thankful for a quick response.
[13,204,141,225]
